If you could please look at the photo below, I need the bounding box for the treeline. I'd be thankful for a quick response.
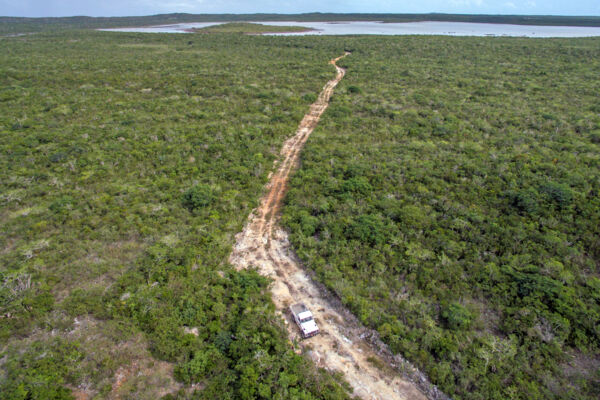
[283,36,600,399]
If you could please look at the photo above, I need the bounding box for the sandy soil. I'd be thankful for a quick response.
[229,54,444,400]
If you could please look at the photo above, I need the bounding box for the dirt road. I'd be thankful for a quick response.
[230,54,443,400]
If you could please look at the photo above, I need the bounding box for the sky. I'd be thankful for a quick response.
[1,0,599,18]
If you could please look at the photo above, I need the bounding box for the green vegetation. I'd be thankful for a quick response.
[283,36,600,399]
[2,18,599,400]
[194,22,312,34]
[0,30,351,399]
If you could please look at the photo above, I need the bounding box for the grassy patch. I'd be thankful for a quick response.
[193,22,313,34]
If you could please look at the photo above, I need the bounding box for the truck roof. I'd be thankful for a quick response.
[297,311,313,321]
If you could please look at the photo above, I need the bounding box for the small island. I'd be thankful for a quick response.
[189,22,314,34]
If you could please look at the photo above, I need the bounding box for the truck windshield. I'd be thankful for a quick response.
[301,317,313,323]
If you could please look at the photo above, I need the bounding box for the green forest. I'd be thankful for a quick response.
[0,30,352,399]
[1,21,599,400]
[283,37,600,399]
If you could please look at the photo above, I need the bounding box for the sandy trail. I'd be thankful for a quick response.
[229,54,443,400]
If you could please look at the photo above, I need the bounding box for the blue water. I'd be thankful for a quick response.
[101,21,600,38]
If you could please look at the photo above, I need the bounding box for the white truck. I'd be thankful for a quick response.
[290,303,320,338]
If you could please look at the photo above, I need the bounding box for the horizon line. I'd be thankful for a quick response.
[2,12,600,19]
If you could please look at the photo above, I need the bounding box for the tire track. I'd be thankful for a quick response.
[229,53,442,400]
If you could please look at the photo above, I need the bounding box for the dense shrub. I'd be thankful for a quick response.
[284,36,600,400]
[1,338,82,400]
[441,302,473,330]
[538,182,573,209]
[509,188,539,215]
[182,184,214,211]
[0,30,352,398]
[346,214,387,245]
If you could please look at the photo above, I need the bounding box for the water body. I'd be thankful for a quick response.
[102,22,221,33]
[101,21,600,38]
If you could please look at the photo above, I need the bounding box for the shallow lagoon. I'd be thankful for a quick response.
[102,20,600,37]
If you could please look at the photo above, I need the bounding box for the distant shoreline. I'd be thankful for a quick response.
[2,13,600,35]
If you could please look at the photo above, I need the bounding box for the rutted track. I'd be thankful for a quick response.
[229,54,441,400]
